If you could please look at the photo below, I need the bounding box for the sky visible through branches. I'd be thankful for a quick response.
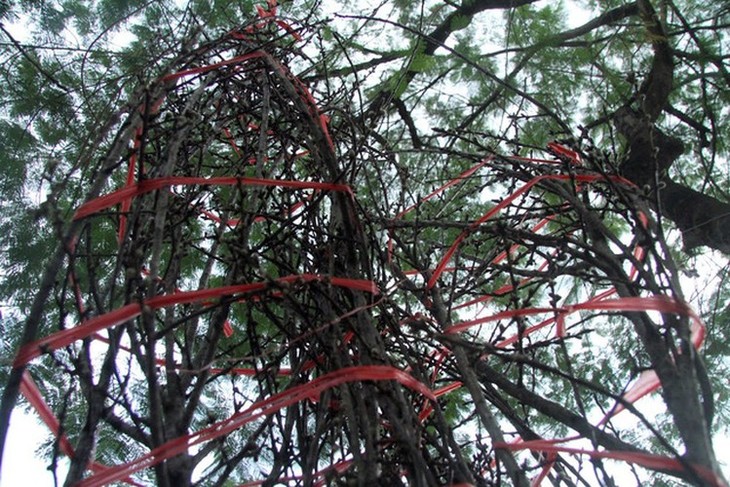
[1,0,729,486]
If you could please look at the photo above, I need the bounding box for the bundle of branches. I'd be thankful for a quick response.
[3,7,726,487]
[7,16,437,487]
[370,136,721,486]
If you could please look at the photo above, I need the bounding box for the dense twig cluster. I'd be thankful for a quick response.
[9,12,725,487]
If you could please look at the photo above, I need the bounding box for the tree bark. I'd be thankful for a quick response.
[615,0,730,254]
[365,0,540,119]
[658,180,730,253]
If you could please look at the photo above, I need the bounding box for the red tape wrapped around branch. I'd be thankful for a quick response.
[14,274,378,366]
[160,51,267,83]
[494,440,727,487]
[77,366,434,487]
[73,176,353,220]
[20,372,144,486]
[427,173,631,290]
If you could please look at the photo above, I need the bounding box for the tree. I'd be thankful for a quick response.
[0,0,728,485]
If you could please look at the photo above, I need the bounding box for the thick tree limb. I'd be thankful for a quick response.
[615,0,730,254]
[614,105,684,186]
[615,107,730,254]
[554,187,727,484]
[659,180,730,253]
[473,358,720,486]
[362,0,539,118]
[457,2,639,132]
[636,0,674,121]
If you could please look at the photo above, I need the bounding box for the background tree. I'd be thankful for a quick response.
[0,0,728,485]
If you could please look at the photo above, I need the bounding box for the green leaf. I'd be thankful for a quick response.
[408,52,435,73]
[449,13,471,31]
[0,121,34,196]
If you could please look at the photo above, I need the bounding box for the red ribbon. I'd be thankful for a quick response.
[73,176,353,220]
[78,366,434,487]
[14,274,378,366]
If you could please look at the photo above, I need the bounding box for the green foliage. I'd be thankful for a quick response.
[701,279,730,434]
[408,51,436,73]
[0,121,34,196]
[449,13,471,32]
[0,204,54,312]
[1,1,729,485]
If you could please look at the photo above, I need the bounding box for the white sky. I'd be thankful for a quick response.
[0,410,68,486]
